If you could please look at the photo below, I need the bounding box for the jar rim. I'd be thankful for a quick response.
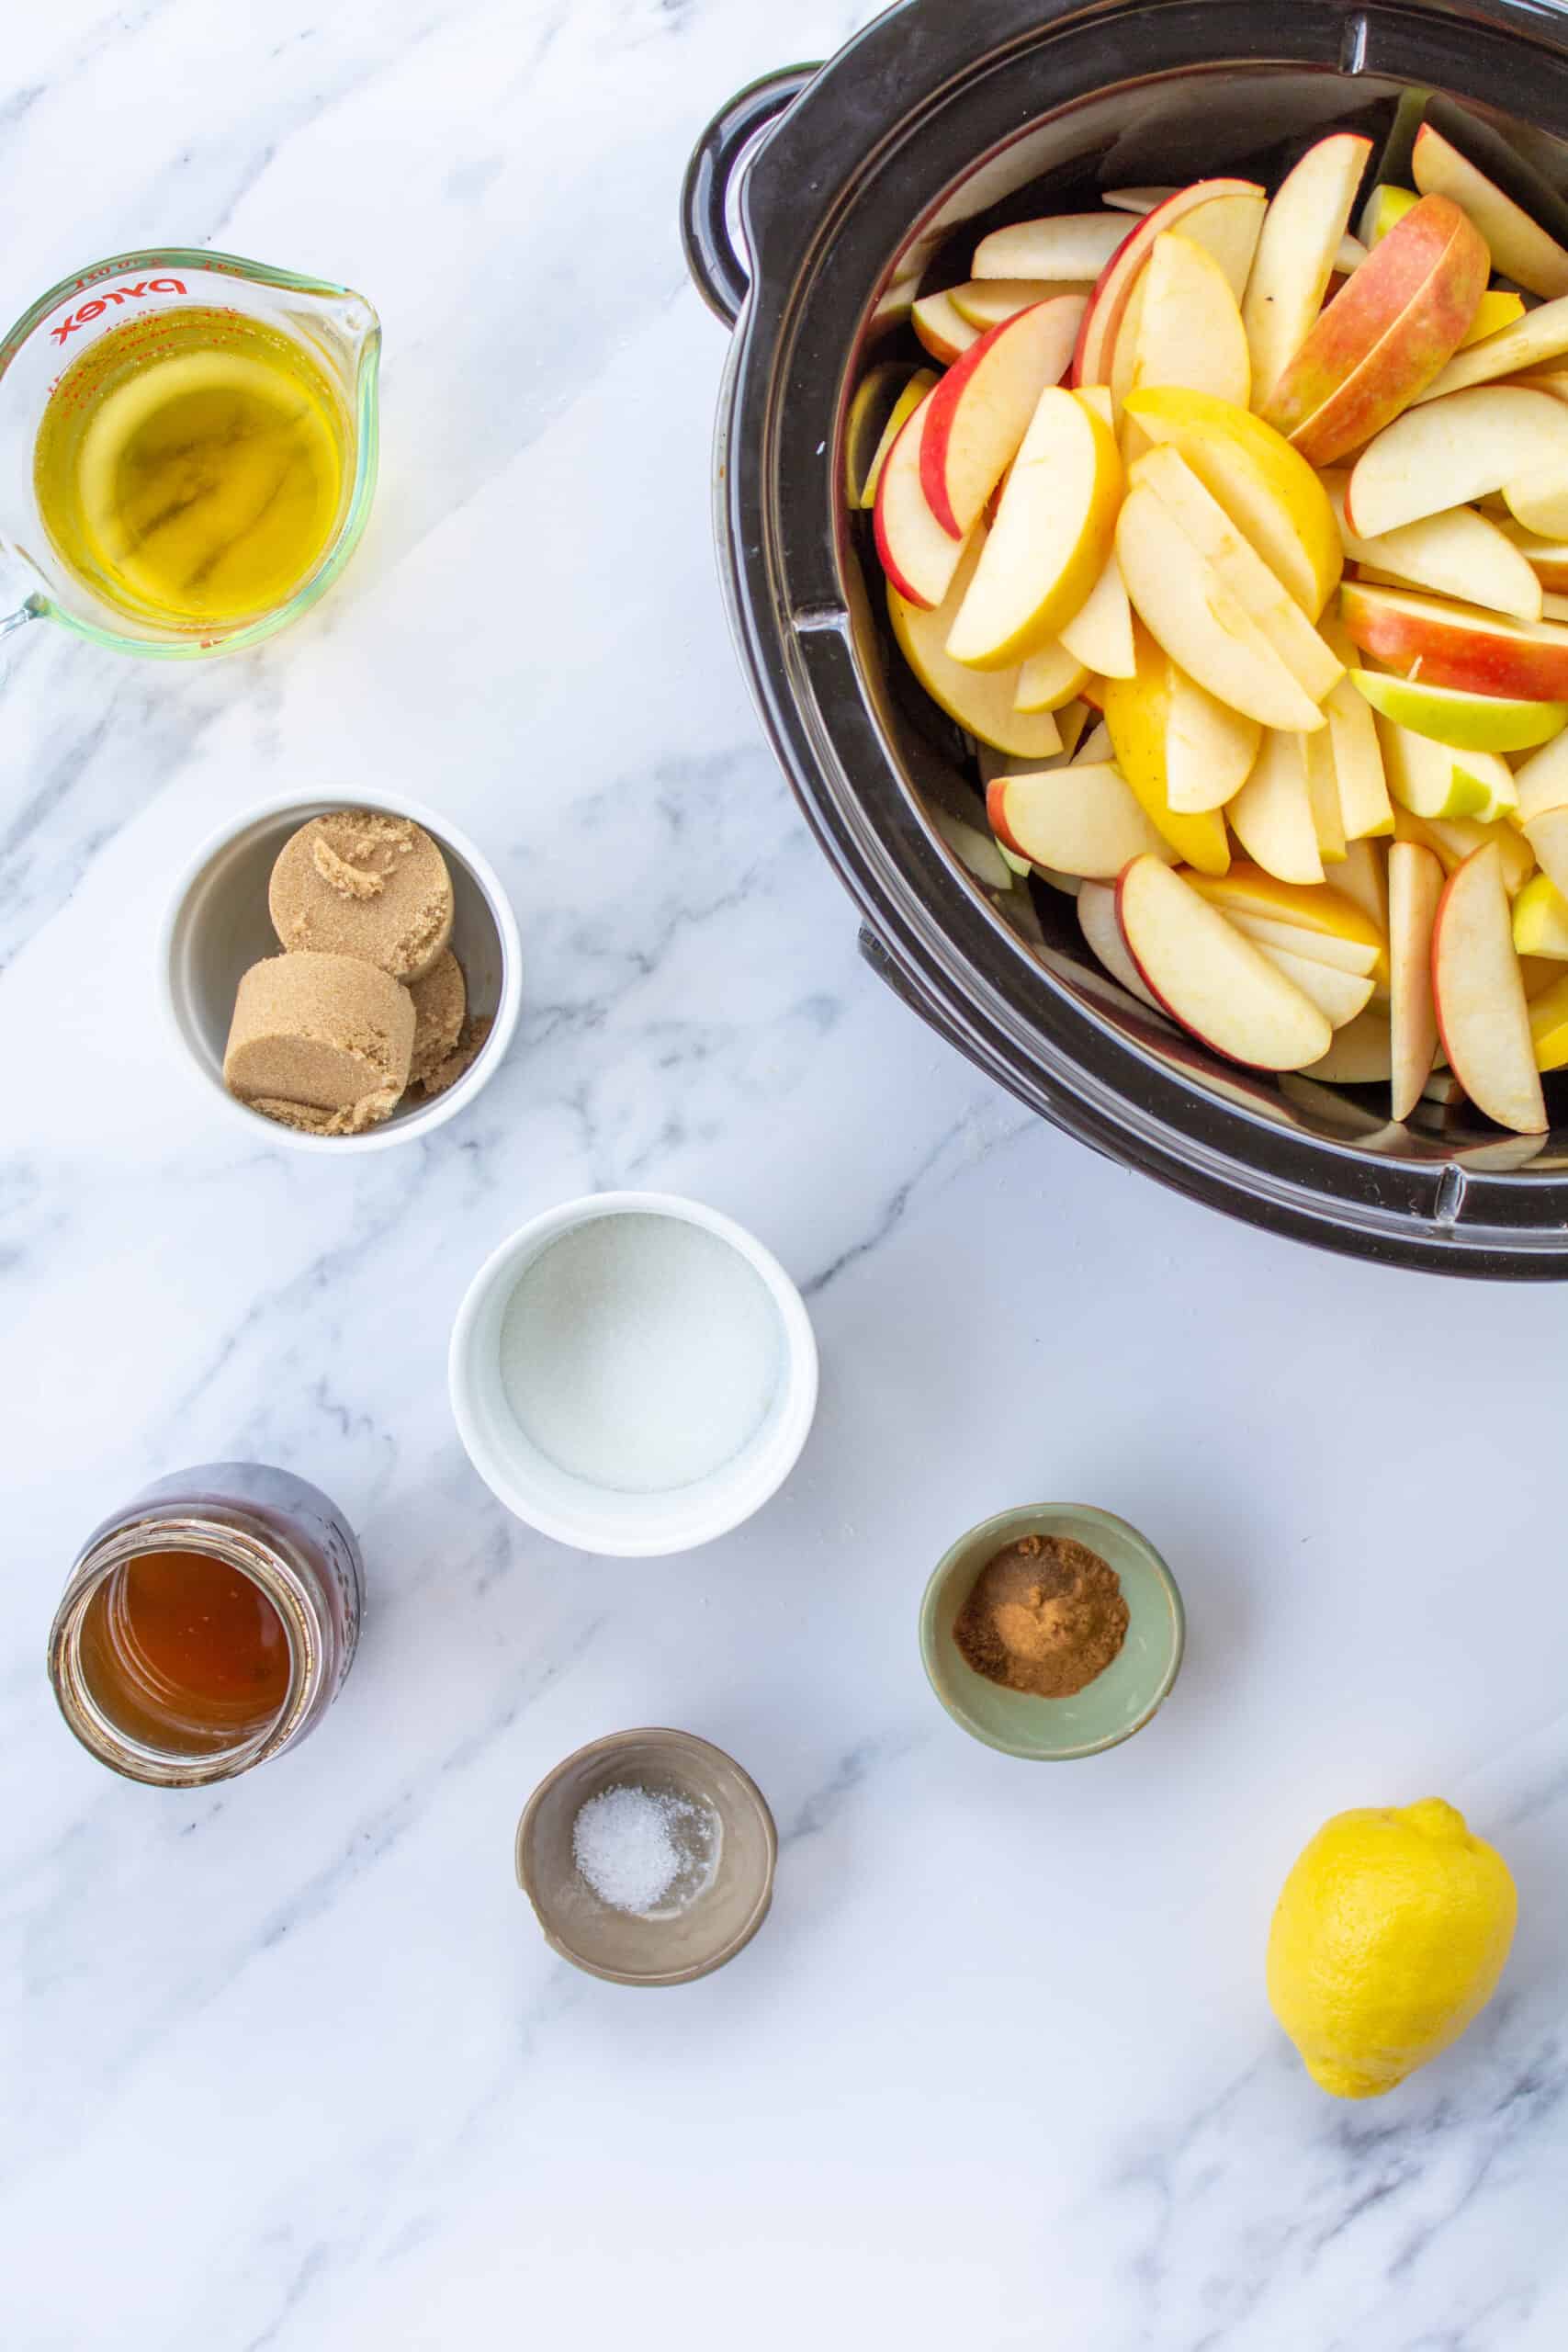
[48,1514,324,1788]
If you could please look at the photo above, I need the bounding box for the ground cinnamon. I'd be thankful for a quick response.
[953,1532,1128,1698]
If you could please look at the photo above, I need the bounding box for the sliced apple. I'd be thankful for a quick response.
[857,368,938,511]
[1115,855,1331,1068]
[1166,666,1260,813]
[1057,547,1134,679]
[1375,715,1518,822]
[1251,939,1374,1026]
[1513,870,1568,957]
[973,215,1133,282]
[1340,580,1568,700]
[1228,729,1324,885]
[1242,133,1374,406]
[1461,289,1528,349]
[1115,483,1326,731]
[1131,445,1342,701]
[1303,1006,1393,1082]
[1318,637,1395,842]
[1499,519,1568,593]
[1503,468,1568,540]
[1430,842,1549,1130]
[1325,476,1542,622]
[1346,386,1568,537]
[874,391,970,609]
[1260,191,1487,469]
[911,291,979,364]
[928,803,1016,892]
[946,389,1121,669]
[1523,805,1568,899]
[1073,718,1113,764]
[1077,879,1161,1008]
[947,277,1083,330]
[1412,124,1568,300]
[1128,231,1250,405]
[1305,726,1346,864]
[888,531,1065,759]
[1393,805,1538,894]
[1418,294,1568,406]
[1387,838,1445,1116]
[1335,837,1392,933]
[1074,180,1267,388]
[986,762,1171,878]
[1123,388,1340,616]
[1513,730,1568,822]
[919,297,1086,538]
[1213,908,1381,978]
[1101,623,1231,872]
[1013,639,1092,714]
[1358,183,1418,246]
[845,366,914,511]
[1353,670,1564,755]
[1103,187,1176,216]
[1529,970,1568,1069]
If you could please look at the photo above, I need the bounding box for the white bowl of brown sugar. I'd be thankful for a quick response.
[161,790,523,1151]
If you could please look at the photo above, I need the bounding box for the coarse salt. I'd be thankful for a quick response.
[570,1782,720,1917]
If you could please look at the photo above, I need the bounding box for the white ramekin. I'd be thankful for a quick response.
[159,788,523,1152]
[448,1192,819,1555]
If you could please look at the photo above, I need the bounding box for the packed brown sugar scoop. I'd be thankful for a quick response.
[223,810,489,1136]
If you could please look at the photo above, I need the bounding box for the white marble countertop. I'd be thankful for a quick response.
[5,4,1568,2346]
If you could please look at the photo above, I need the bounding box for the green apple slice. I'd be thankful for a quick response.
[1374,716,1520,822]
[1349,669,1568,753]
[1513,871,1568,958]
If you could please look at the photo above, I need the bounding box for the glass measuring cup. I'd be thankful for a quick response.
[0,247,379,660]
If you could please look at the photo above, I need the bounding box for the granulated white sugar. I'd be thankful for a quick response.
[570,1783,721,1916]
[499,1213,784,1493]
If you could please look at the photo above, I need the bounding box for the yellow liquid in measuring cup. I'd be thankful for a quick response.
[34,306,347,631]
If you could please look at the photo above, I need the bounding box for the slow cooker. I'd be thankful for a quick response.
[681,0,1568,1277]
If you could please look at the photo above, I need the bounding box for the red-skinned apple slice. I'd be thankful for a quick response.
[1260,195,1486,466]
[986,763,1170,878]
[887,528,1065,759]
[1243,133,1373,407]
[1077,879,1161,1007]
[1345,387,1568,538]
[1412,125,1568,300]
[1325,475,1542,621]
[1388,839,1445,1117]
[1128,231,1250,404]
[919,296,1085,538]
[1072,180,1266,388]
[1115,855,1332,1069]
[1339,581,1568,700]
[946,389,1122,669]
[973,215,1132,281]
[873,390,968,610]
[1430,842,1549,1131]
[910,291,978,364]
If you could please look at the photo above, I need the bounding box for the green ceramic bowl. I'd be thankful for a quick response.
[919,1503,1184,1759]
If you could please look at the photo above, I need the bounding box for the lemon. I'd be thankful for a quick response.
[1267,1799,1517,2099]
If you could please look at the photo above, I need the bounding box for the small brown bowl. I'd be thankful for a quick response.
[515,1728,777,1986]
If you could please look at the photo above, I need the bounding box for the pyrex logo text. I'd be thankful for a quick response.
[51,278,186,345]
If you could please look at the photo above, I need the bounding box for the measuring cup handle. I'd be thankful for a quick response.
[680,65,819,328]
[0,597,40,645]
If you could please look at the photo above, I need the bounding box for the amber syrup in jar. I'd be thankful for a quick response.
[77,1548,292,1757]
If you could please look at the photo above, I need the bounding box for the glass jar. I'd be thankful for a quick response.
[48,1462,364,1788]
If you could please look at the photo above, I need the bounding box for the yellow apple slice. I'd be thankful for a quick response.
[919,296,1086,537]
[1375,716,1518,822]
[1431,842,1549,1130]
[1077,879,1161,1007]
[1102,624,1231,872]
[887,531,1065,759]
[1325,477,1541,622]
[1503,468,1568,539]
[1228,729,1325,884]
[1530,970,1568,1069]
[1303,1006,1393,1081]
[856,368,938,511]
[1242,132,1374,405]
[1129,231,1250,405]
[1351,670,1564,754]
[1058,547,1134,679]
[1412,125,1568,300]
[1346,386,1568,538]
[947,278,1083,329]
[1388,838,1445,1117]
[1013,639,1091,713]
[1251,938,1374,1025]
[1115,855,1332,1068]
[1115,484,1326,730]
[1358,184,1418,245]
[1305,726,1346,863]
[946,389,1122,669]
[911,291,979,364]
[873,390,969,609]
[1513,870,1568,956]
[1185,865,1387,953]
[1513,730,1568,821]
[973,215,1132,281]
[1416,294,1568,401]
[1123,388,1340,616]
[1523,805,1568,899]
[1460,290,1527,348]
[1131,445,1342,701]
[986,761,1171,878]
[1165,666,1260,813]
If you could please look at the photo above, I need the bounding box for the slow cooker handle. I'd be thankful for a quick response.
[681,65,820,327]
